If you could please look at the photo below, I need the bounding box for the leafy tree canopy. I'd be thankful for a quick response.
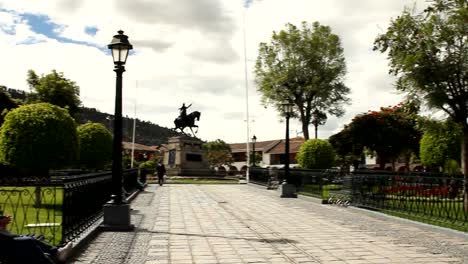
[202,139,233,168]
[27,69,81,117]
[419,118,462,169]
[0,103,78,174]
[77,123,113,170]
[332,104,420,169]
[0,87,18,126]
[255,21,350,140]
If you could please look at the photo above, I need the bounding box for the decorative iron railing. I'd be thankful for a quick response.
[249,167,467,230]
[0,168,139,245]
[249,167,343,197]
[351,171,467,229]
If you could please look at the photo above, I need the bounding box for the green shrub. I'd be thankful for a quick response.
[0,103,78,174]
[139,160,156,170]
[297,139,335,169]
[77,123,112,169]
[444,159,460,174]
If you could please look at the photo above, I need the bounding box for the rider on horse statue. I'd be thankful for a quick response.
[178,103,192,123]
[174,103,200,136]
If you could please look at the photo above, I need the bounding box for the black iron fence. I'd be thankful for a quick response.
[351,171,466,229]
[249,167,343,197]
[0,168,139,245]
[249,167,467,230]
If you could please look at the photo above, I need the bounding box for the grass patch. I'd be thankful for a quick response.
[300,184,342,199]
[381,209,467,233]
[0,186,63,244]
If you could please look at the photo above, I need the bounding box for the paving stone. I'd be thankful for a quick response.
[71,184,468,264]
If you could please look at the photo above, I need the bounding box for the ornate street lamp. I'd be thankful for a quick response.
[102,30,134,230]
[251,135,257,167]
[281,101,297,198]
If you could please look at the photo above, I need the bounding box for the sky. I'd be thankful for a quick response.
[0,0,428,144]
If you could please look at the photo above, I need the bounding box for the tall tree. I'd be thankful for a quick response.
[255,21,350,139]
[374,0,468,209]
[26,69,81,117]
[333,104,420,170]
[202,139,233,168]
[311,109,327,139]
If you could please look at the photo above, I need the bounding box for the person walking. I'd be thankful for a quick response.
[156,162,166,186]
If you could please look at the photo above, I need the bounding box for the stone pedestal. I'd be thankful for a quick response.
[164,136,211,176]
[280,183,298,198]
[100,203,134,231]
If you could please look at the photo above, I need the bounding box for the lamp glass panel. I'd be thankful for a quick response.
[120,48,129,64]
[112,48,121,63]
[282,103,293,114]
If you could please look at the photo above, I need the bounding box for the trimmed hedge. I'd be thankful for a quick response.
[0,103,78,174]
[297,139,335,169]
[77,123,112,169]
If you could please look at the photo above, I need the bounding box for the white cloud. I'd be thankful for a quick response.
[0,0,428,144]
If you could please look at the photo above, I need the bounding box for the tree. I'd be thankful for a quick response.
[77,123,113,170]
[329,126,364,171]
[334,104,420,170]
[419,119,462,171]
[0,103,78,175]
[311,109,327,139]
[0,87,18,126]
[297,139,335,169]
[249,152,262,167]
[26,70,81,117]
[202,139,233,168]
[255,21,350,140]
[374,0,468,209]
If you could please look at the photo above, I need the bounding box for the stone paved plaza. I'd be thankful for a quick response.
[71,184,467,264]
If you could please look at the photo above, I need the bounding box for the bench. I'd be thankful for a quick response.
[25,223,60,228]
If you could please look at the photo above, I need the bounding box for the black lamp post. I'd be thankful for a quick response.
[281,101,297,198]
[108,30,133,205]
[102,30,134,230]
[251,135,257,167]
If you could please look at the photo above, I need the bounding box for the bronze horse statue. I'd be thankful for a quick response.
[174,111,201,136]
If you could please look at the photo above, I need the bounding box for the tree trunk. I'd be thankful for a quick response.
[314,124,318,139]
[462,127,468,212]
[377,153,386,170]
[302,121,309,140]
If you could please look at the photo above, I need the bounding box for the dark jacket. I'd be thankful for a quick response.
[156,163,166,176]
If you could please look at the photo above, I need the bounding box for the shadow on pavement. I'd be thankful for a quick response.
[135,227,297,244]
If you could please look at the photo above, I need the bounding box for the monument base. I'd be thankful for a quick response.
[280,183,298,198]
[100,203,134,231]
[165,136,211,176]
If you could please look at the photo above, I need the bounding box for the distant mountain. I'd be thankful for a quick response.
[3,87,182,146]
[75,107,182,146]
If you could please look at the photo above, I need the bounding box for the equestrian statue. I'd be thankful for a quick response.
[173,103,201,137]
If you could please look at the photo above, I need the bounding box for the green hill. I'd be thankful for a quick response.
[1,87,181,146]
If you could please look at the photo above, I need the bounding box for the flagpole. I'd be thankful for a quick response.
[130,80,137,168]
[243,5,250,184]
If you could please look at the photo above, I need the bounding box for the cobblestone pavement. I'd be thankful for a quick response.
[71,184,467,264]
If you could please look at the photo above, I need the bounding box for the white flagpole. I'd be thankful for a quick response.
[243,6,250,183]
[131,80,137,168]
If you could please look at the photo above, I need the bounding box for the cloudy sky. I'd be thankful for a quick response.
[0,0,427,144]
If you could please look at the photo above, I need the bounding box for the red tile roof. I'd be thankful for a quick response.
[229,137,305,154]
[267,138,305,154]
[122,142,157,152]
